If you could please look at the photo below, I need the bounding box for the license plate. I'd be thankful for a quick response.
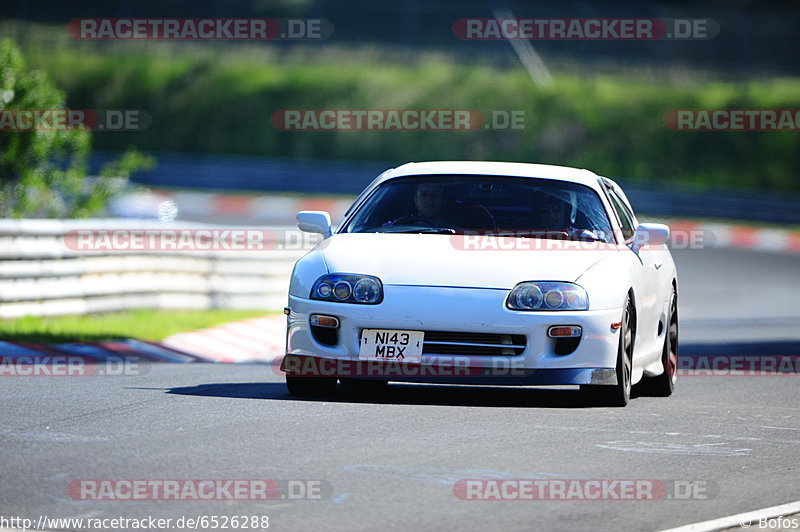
[359,329,424,363]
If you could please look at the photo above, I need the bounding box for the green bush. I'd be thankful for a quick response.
[18,33,800,192]
[0,38,154,217]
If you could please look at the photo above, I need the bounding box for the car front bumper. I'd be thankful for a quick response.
[284,285,623,386]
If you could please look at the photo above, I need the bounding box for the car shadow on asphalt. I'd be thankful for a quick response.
[162,381,620,409]
[154,339,800,408]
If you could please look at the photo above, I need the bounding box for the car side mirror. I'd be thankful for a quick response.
[297,211,332,238]
[632,223,670,251]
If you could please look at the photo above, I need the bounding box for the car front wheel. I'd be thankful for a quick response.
[581,296,633,407]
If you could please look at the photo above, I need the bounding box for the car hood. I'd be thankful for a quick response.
[319,233,622,289]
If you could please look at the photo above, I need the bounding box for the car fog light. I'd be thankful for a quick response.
[310,314,339,328]
[548,325,582,338]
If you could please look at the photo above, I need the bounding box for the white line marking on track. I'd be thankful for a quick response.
[0,430,109,443]
[343,465,567,485]
[658,500,800,532]
[596,441,751,456]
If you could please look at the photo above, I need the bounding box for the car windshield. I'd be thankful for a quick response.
[341,175,615,242]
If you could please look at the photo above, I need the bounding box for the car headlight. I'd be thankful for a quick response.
[507,282,588,311]
[311,274,383,304]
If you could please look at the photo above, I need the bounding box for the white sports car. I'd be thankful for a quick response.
[282,161,678,406]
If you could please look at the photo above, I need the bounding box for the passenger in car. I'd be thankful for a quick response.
[530,190,604,241]
[530,190,574,235]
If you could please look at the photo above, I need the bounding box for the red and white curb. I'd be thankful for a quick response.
[0,339,202,362]
[0,317,285,364]
[160,316,285,363]
[668,220,800,253]
[135,189,354,224]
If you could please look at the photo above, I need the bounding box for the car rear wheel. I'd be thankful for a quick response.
[581,296,633,407]
[286,376,337,396]
[637,289,678,397]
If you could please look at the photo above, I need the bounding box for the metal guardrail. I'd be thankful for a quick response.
[115,153,800,225]
[2,215,797,320]
[0,220,305,319]
[617,181,800,226]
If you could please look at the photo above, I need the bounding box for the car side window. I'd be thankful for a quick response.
[607,188,636,241]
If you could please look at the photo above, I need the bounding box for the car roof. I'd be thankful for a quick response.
[377,161,603,189]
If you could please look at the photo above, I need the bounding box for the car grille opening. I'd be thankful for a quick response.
[311,325,338,346]
[422,331,526,356]
[553,336,581,356]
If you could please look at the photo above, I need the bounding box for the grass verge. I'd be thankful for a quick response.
[0,309,276,344]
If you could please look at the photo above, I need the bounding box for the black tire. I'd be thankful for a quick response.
[339,378,389,391]
[285,376,337,396]
[637,289,678,397]
[581,296,633,407]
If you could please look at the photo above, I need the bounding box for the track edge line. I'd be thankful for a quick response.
[658,500,800,532]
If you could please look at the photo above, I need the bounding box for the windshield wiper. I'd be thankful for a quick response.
[367,225,456,234]
[393,227,456,234]
[565,230,608,242]
[479,231,569,240]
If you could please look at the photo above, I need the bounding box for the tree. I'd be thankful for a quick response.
[0,38,154,218]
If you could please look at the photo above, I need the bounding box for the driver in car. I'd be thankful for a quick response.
[384,183,502,233]
[532,190,572,232]
[530,190,603,241]
[384,183,452,229]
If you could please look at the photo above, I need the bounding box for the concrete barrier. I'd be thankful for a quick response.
[0,220,306,319]
[1,217,797,319]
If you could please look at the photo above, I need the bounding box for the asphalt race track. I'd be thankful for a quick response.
[1,247,799,531]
